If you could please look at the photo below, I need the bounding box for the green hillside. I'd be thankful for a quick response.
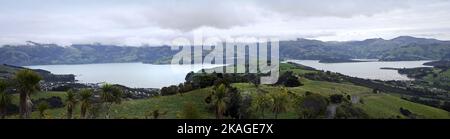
[8,82,449,119]
[5,63,449,119]
[11,81,450,119]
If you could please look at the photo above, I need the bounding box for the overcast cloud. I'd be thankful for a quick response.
[1,0,450,46]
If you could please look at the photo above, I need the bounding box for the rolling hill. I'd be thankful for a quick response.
[5,63,449,119]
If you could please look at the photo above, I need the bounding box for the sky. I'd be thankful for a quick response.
[1,0,450,46]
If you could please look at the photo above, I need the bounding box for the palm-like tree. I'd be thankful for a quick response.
[212,84,227,119]
[0,80,12,119]
[79,88,93,119]
[271,88,290,119]
[37,102,49,119]
[100,84,123,119]
[15,70,42,119]
[66,89,78,119]
[252,92,272,119]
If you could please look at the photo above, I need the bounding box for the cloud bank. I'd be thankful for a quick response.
[1,0,450,46]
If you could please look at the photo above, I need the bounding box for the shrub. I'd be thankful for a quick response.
[181,102,200,119]
[224,87,242,119]
[276,71,303,87]
[238,95,254,119]
[271,89,291,119]
[335,103,369,119]
[297,93,328,119]
[32,96,64,110]
[161,85,179,96]
[443,101,450,112]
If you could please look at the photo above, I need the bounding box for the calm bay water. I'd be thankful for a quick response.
[26,60,431,88]
[26,63,223,88]
[288,60,432,81]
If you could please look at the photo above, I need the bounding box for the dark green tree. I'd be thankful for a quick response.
[15,70,42,119]
[100,84,123,119]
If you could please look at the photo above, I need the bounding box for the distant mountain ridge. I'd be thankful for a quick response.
[280,36,450,61]
[0,43,179,66]
[1,36,449,66]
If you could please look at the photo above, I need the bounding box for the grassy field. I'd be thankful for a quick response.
[357,94,449,119]
[7,81,448,119]
[280,63,318,75]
